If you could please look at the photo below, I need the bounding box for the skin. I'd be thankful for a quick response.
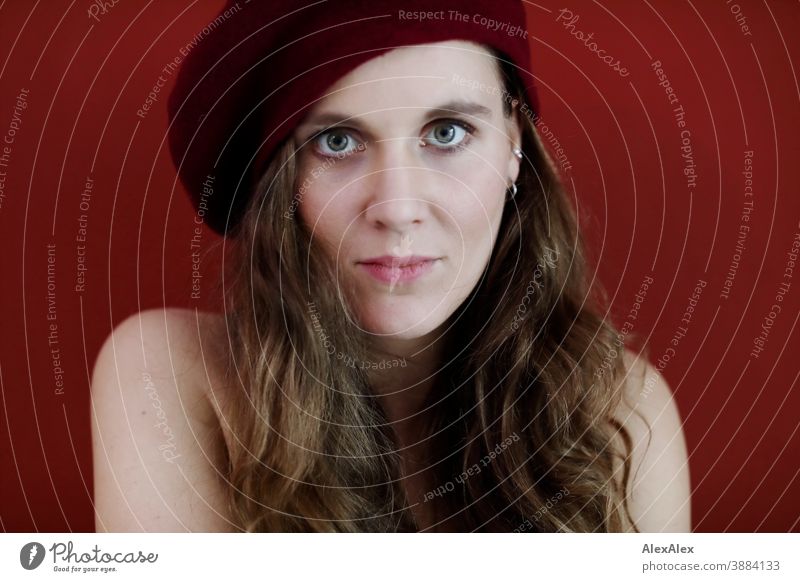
[293,40,521,440]
[90,43,690,533]
[292,41,523,521]
[91,310,691,531]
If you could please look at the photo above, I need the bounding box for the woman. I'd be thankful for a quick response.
[91,0,691,532]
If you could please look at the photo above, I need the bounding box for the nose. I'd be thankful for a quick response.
[363,140,431,232]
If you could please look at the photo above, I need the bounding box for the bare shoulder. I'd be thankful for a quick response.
[611,349,692,532]
[90,307,236,532]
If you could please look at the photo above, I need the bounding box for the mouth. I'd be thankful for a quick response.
[356,257,441,285]
[357,255,439,267]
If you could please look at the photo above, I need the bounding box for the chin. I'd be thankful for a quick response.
[357,301,450,339]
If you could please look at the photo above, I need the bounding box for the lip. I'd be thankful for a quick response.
[358,255,438,267]
[356,256,440,285]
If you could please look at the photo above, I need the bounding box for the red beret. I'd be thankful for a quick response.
[167,0,540,236]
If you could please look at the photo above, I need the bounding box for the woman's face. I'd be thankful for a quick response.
[295,40,521,340]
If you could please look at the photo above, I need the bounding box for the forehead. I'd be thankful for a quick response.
[309,40,504,115]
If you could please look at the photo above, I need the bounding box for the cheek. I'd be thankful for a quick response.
[446,158,507,271]
[448,160,507,238]
[448,138,510,203]
[297,166,362,255]
[297,188,324,234]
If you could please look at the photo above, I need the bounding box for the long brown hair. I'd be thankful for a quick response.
[220,49,643,532]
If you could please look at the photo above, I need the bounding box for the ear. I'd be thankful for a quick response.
[505,106,523,185]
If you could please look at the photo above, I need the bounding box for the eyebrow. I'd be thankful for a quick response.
[299,99,493,132]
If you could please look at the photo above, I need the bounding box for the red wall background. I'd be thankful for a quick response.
[0,0,798,532]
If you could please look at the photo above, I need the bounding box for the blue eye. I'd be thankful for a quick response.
[315,129,361,157]
[422,121,472,149]
[309,121,472,157]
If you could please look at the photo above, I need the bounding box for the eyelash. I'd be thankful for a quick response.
[308,118,476,159]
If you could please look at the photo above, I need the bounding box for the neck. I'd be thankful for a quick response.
[366,330,446,446]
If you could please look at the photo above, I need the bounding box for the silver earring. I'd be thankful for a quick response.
[508,182,518,199]
[513,147,522,160]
